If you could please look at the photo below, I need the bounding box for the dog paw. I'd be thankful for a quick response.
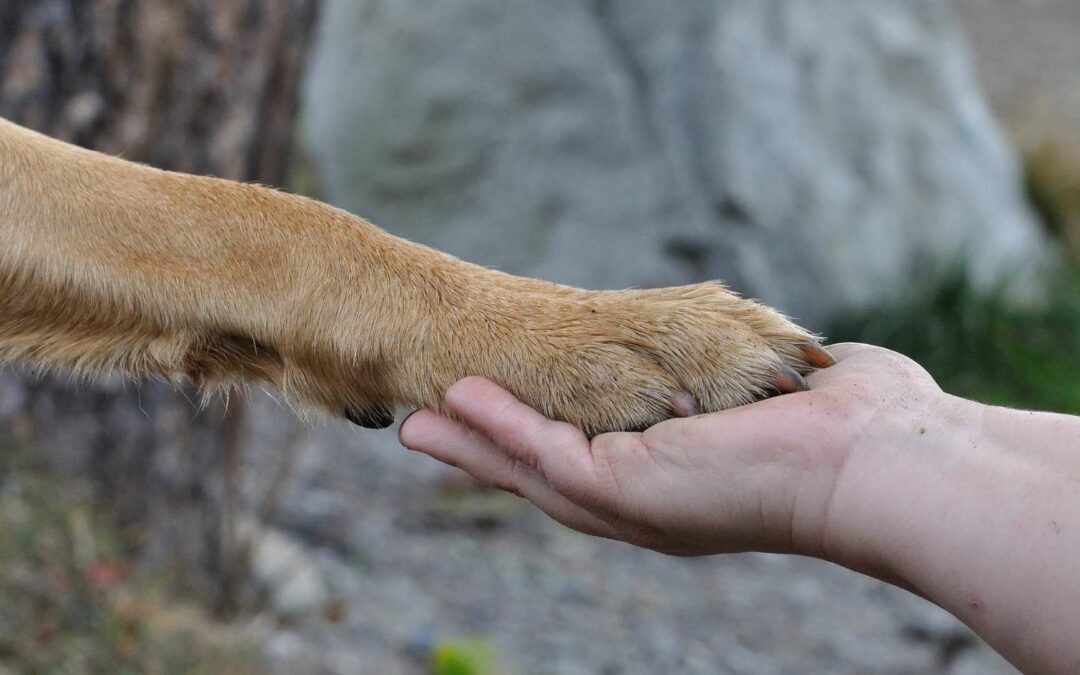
[420,281,832,436]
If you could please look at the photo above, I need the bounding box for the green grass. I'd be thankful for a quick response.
[430,639,496,675]
[828,267,1080,415]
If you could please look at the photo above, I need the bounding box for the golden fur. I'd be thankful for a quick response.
[0,117,828,436]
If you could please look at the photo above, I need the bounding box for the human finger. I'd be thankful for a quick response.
[399,407,617,537]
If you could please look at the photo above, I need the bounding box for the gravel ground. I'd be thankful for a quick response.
[240,400,1015,675]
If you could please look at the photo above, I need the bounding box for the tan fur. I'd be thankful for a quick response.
[0,117,821,436]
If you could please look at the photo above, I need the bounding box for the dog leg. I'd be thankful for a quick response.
[0,118,831,435]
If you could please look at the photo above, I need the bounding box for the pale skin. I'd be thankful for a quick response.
[399,343,1080,675]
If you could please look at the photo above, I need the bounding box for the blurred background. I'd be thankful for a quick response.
[0,0,1077,672]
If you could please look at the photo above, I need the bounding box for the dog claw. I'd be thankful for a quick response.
[771,364,809,394]
[670,391,702,417]
[800,342,836,368]
[345,404,396,429]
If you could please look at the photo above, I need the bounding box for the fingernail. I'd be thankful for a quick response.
[397,409,422,449]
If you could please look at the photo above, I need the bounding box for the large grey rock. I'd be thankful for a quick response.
[302,0,1051,327]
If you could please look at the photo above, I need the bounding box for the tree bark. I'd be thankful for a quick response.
[0,0,319,612]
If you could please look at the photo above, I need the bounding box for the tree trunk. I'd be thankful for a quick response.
[0,0,319,613]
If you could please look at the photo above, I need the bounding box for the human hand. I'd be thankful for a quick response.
[401,344,1080,674]
[398,343,948,558]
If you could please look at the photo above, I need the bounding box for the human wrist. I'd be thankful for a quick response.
[812,389,990,585]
